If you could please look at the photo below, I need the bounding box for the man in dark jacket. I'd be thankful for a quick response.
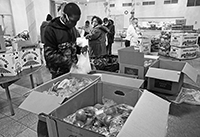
[44,2,81,79]
[37,3,81,137]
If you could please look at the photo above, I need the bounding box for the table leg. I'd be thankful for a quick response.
[30,74,35,88]
[5,86,15,116]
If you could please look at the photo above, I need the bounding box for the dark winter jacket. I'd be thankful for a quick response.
[44,17,80,78]
[88,25,109,57]
[107,24,115,44]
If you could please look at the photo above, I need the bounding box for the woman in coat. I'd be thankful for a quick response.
[86,16,109,57]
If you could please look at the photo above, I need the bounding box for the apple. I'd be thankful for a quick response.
[75,109,87,122]
[104,107,117,115]
[103,115,112,127]
[74,120,84,127]
[84,106,97,117]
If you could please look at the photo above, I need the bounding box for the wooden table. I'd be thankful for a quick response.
[0,66,42,115]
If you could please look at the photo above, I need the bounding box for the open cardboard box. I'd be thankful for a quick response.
[45,74,170,137]
[145,59,198,95]
[19,73,100,116]
[118,47,159,79]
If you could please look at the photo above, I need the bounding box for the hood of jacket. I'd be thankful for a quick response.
[48,17,69,30]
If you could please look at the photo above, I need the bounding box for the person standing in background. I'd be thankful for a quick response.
[79,20,92,37]
[86,16,109,57]
[125,17,141,49]
[106,19,115,54]
[40,14,52,43]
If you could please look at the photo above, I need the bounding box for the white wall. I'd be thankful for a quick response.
[78,0,134,30]
[134,0,200,29]
[10,0,28,34]
[34,0,50,36]
[10,0,50,37]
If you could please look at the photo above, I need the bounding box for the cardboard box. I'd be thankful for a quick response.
[138,36,151,54]
[19,47,42,69]
[45,74,169,137]
[170,33,198,47]
[15,39,36,51]
[145,59,198,95]
[0,35,6,53]
[176,19,186,26]
[182,25,194,30]
[118,47,159,79]
[19,73,100,115]
[169,45,198,60]
[0,51,22,76]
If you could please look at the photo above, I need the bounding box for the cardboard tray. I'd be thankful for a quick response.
[19,73,100,115]
[45,74,169,137]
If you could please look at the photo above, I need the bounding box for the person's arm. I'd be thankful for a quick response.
[44,27,74,68]
[85,28,101,40]
[110,25,115,36]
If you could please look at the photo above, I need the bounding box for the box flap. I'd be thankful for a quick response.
[100,74,144,88]
[118,47,144,66]
[182,63,198,82]
[19,91,64,115]
[146,67,181,82]
[117,90,170,137]
[144,55,159,60]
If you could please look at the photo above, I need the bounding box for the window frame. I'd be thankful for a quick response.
[142,1,156,5]
[187,0,200,6]
[164,0,178,4]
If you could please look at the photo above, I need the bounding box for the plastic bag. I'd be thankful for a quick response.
[70,37,91,74]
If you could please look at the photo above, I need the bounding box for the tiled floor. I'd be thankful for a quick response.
[0,37,200,136]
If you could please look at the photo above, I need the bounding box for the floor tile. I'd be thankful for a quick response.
[12,95,27,106]
[0,98,9,109]
[18,112,38,128]
[0,90,22,100]
[9,84,31,96]
[15,128,37,137]
[0,113,14,130]
[30,122,37,132]
[0,120,27,137]
[1,104,30,120]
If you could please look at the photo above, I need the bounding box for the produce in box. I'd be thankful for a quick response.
[63,97,134,137]
[43,77,92,98]
[174,87,200,105]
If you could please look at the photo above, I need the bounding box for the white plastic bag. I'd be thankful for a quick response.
[70,37,91,74]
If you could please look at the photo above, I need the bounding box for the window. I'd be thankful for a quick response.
[110,4,115,7]
[122,3,132,6]
[142,1,155,5]
[187,0,200,6]
[164,0,178,4]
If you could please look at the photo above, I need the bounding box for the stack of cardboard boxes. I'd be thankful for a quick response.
[169,19,199,60]
[169,32,199,60]
[0,34,41,76]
